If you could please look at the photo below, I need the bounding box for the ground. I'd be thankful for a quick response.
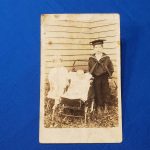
[44,100,118,128]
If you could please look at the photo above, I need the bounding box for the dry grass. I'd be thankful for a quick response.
[44,100,118,128]
[44,81,118,128]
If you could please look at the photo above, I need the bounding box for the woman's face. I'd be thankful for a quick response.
[93,44,103,54]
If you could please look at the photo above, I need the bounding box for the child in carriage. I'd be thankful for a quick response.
[62,69,92,102]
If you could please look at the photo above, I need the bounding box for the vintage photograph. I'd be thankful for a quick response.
[40,14,122,143]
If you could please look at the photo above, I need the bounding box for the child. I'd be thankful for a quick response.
[62,70,92,101]
[47,54,69,109]
[88,39,114,114]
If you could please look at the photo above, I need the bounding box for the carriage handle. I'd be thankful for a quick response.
[72,59,87,72]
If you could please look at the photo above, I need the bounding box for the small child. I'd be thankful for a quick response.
[62,70,92,102]
[47,54,69,106]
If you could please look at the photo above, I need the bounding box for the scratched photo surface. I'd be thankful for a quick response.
[40,14,122,143]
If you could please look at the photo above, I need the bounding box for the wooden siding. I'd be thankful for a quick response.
[41,14,120,80]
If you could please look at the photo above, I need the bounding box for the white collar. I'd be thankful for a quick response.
[95,53,102,61]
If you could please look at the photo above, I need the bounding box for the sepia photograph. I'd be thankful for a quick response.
[40,14,122,143]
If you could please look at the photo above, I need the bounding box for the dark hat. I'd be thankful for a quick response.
[89,39,106,46]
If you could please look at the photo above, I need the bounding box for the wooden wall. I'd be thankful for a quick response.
[41,14,120,80]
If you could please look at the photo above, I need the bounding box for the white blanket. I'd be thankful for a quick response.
[62,71,92,102]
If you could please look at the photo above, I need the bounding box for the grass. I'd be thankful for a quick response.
[44,80,119,128]
[44,99,118,128]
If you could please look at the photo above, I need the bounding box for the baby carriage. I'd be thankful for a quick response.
[59,70,94,124]
[47,68,94,124]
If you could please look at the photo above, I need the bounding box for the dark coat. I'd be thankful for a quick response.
[88,53,114,77]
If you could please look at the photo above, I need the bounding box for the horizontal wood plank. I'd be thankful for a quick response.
[45,49,117,56]
[42,14,119,24]
[45,30,117,39]
[45,59,116,67]
[44,24,116,33]
[45,54,117,62]
[45,36,118,44]
[44,43,117,50]
[44,21,118,29]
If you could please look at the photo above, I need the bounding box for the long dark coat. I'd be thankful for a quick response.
[87,53,114,108]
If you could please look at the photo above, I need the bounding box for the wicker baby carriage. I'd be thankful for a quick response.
[58,70,94,123]
[47,60,94,125]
